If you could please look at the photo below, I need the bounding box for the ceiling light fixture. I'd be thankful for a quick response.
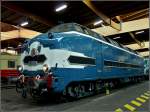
[7,47,13,49]
[113,36,121,39]
[135,30,144,35]
[20,21,28,26]
[93,20,103,26]
[55,4,67,12]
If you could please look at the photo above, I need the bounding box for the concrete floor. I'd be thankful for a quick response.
[1,81,150,112]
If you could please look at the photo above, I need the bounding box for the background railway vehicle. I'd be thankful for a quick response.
[0,52,20,83]
[16,23,147,99]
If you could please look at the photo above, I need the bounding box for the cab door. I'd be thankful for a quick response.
[93,41,103,76]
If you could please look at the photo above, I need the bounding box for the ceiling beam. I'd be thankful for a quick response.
[2,2,54,27]
[125,41,149,50]
[1,28,41,41]
[82,0,121,31]
[92,18,149,36]
[135,48,149,52]
[138,51,149,57]
[1,22,18,32]
[124,11,148,22]
[129,32,144,48]
[120,8,148,21]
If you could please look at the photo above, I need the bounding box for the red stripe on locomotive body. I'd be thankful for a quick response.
[0,69,19,78]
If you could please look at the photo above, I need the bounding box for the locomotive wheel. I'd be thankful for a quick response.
[66,86,76,100]
[74,85,85,98]
[66,83,88,99]
[80,85,86,97]
[74,85,80,98]
[95,82,101,93]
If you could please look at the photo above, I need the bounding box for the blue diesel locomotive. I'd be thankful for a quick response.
[16,23,147,99]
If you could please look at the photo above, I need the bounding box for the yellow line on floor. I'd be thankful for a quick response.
[115,108,123,112]
[140,95,149,100]
[144,93,150,96]
[131,100,142,107]
[136,97,146,103]
[124,104,136,111]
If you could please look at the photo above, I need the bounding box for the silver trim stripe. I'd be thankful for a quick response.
[63,31,142,58]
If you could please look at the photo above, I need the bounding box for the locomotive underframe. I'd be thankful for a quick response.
[16,74,149,99]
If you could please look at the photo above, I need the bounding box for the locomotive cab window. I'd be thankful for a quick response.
[8,60,15,68]
[23,55,46,64]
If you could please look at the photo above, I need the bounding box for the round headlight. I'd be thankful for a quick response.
[18,65,23,72]
[43,64,49,72]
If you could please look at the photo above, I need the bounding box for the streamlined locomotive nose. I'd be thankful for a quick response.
[18,40,54,98]
[18,34,59,98]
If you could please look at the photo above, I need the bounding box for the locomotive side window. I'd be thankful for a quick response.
[118,43,124,48]
[82,27,90,35]
[104,60,141,68]
[8,60,15,68]
[108,39,120,47]
[68,55,95,65]
[107,38,116,46]
[74,25,84,33]
[105,37,111,43]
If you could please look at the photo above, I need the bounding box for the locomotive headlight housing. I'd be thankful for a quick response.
[17,65,23,72]
[43,64,49,73]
